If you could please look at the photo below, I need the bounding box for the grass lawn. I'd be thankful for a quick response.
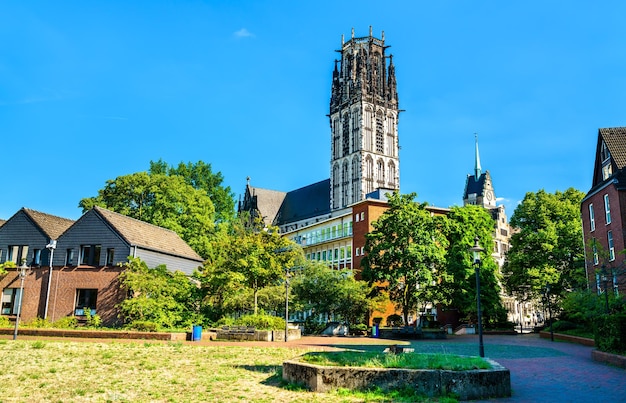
[301,351,490,370]
[0,339,455,402]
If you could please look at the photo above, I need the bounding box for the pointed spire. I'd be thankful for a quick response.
[474,133,482,181]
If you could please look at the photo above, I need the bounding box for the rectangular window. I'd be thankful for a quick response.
[106,248,115,266]
[74,289,98,316]
[608,230,615,261]
[589,204,595,231]
[355,248,360,256]
[360,212,365,221]
[80,245,102,266]
[355,213,360,222]
[33,249,41,266]
[604,194,611,224]
[65,249,75,265]
[1,288,21,315]
[361,247,365,255]
[334,248,339,260]
[340,247,345,260]
[7,245,28,264]
[592,241,599,265]
[322,250,327,261]
[317,252,321,260]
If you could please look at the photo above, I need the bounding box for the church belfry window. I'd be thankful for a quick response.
[342,113,350,156]
[376,111,384,154]
[342,162,349,207]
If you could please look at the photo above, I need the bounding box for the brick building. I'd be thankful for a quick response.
[581,127,626,296]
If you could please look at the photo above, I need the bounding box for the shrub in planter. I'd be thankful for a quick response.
[235,313,285,330]
[551,320,578,332]
[52,316,78,329]
[0,316,10,328]
[126,321,160,332]
[349,323,368,335]
[594,314,626,355]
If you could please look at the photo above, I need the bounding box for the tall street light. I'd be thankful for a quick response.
[13,261,30,340]
[545,284,554,342]
[469,237,485,358]
[285,268,290,343]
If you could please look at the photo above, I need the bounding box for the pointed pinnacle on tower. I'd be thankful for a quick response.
[474,133,482,181]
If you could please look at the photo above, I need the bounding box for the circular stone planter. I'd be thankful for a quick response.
[282,354,511,400]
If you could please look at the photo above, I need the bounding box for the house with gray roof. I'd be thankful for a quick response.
[1,206,203,326]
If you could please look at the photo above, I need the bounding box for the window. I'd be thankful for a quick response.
[589,204,595,231]
[604,194,611,224]
[322,250,327,261]
[106,248,115,266]
[355,248,360,257]
[1,288,21,315]
[608,231,615,261]
[360,212,365,221]
[65,249,75,265]
[75,289,98,316]
[80,245,101,266]
[355,213,359,222]
[33,249,41,266]
[7,245,28,264]
[592,241,599,265]
[361,247,365,255]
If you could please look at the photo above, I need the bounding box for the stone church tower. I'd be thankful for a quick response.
[329,27,400,211]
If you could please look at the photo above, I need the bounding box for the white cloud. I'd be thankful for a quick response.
[234,28,254,38]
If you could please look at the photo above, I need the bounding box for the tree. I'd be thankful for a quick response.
[503,188,586,303]
[79,172,215,258]
[291,261,373,324]
[117,257,199,329]
[361,192,449,325]
[195,217,301,316]
[149,159,235,222]
[444,205,506,324]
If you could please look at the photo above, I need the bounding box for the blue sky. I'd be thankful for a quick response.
[2,1,625,221]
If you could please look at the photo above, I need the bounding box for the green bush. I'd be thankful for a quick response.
[52,316,78,329]
[550,320,578,332]
[126,321,160,332]
[594,314,626,355]
[234,313,285,330]
[0,316,11,328]
[24,317,51,328]
[303,317,328,335]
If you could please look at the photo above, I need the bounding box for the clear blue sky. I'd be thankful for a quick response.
[2,1,625,221]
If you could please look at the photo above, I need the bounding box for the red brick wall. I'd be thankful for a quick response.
[0,265,126,327]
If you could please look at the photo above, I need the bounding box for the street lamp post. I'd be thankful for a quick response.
[601,266,610,314]
[285,268,290,343]
[13,261,30,340]
[469,237,485,358]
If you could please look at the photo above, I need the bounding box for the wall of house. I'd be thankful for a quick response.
[582,183,625,293]
[0,265,126,326]
[0,211,53,266]
[135,248,203,276]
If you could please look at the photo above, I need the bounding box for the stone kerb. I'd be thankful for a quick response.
[283,356,511,400]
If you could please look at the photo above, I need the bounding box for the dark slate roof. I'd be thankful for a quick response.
[464,173,486,199]
[22,208,75,239]
[244,185,287,225]
[600,127,626,169]
[275,179,331,226]
[93,206,203,262]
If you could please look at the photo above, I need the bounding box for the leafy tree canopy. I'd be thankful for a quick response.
[503,188,586,301]
[79,171,215,258]
[361,192,448,325]
[149,159,235,222]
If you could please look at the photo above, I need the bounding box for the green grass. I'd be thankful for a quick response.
[300,351,490,370]
[0,339,453,402]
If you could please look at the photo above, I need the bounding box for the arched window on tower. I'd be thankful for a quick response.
[376,110,384,154]
[365,156,374,194]
[342,113,350,157]
[387,114,395,157]
[388,161,396,188]
[333,164,340,209]
[376,159,385,188]
[352,157,360,203]
[333,118,340,159]
[351,110,359,153]
[342,161,349,207]
[364,107,373,151]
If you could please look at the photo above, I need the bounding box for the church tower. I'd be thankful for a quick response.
[329,27,400,211]
[463,135,496,208]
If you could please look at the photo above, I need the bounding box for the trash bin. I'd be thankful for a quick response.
[192,325,202,341]
[372,324,379,338]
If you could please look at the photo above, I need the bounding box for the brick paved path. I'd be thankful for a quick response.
[266,333,626,402]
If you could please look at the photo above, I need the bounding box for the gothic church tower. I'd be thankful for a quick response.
[329,27,400,211]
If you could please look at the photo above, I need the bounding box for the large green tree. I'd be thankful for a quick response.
[444,205,506,324]
[291,261,374,324]
[79,171,215,258]
[149,159,235,222]
[195,217,301,316]
[503,188,586,302]
[361,192,449,325]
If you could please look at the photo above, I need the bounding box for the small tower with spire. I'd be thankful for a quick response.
[463,134,496,208]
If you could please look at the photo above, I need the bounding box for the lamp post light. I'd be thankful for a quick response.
[545,284,553,342]
[13,261,30,340]
[469,237,485,358]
